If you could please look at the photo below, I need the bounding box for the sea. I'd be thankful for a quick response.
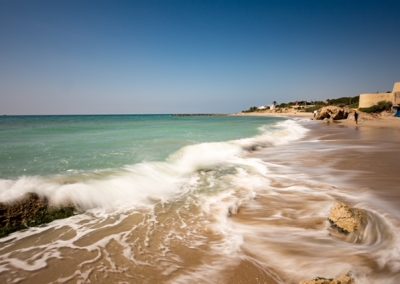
[0,115,399,283]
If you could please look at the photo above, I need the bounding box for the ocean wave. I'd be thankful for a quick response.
[1,118,400,283]
[0,119,308,210]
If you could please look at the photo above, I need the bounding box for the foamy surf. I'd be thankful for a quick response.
[1,118,399,284]
[0,119,307,210]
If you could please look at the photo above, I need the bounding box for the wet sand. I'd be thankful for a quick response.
[307,121,400,207]
[267,118,400,204]
[229,118,400,283]
[1,118,399,283]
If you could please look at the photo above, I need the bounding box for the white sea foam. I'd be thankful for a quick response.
[0,119,308,210]
[1,118,400,283]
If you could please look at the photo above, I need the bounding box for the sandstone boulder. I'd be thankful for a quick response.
[0,193,75,238]
[300,273,354,284]
[316,106,350,120]
[328,202,365,233]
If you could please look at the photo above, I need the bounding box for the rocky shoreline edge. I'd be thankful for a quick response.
[0,194,366,283]
[0,193,75,238]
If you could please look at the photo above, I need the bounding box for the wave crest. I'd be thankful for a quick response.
[0,119,308,210]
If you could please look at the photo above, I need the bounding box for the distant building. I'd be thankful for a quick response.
[257,105,267,110]
[359,82,400,108]
[394,82,400,107]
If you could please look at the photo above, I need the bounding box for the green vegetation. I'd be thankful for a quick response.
[242,106,265,112]
[304,105,323,112]
[277,101,323,110]
[0,193,75,238]
[243,106,257,112]
[359,101,393,113]
[243,96,360,113]
[326,96,359,107]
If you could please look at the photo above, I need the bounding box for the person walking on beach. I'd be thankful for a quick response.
[354,111,359,124]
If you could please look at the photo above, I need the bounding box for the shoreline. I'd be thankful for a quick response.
[232,111,314,118]
[335,114,400,129]
[303,117,400,207]
[0,115,399,283]
[237,116,400,282]
[236,110,400,129]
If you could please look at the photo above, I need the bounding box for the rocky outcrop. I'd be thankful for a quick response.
[328,202,365,234]
[315,106,350,120]
[300,273,354,284]
[0,193,75,238]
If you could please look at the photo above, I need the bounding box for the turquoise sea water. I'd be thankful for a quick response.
[2,115,400,284]
[0,115,282,178]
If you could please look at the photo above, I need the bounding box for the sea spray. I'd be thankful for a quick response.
[3,117,399,283]
[0,118,308,210]
[0,115,283,178]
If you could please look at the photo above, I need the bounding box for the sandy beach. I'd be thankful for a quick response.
[1,0,399,283]
[225,116,400,283]
[240,111,400,208]
[237,110,400,129]
[1,115,400,283]
[234,111,314,119]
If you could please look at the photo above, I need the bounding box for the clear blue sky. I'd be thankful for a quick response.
[1,0,399,114]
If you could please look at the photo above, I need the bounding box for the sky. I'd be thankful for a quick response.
[0,0,399,114]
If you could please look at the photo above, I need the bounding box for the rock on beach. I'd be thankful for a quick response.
[328,202,365,234]
[316,106,350,120]
[0,192,75,238]
[300,273,354,284]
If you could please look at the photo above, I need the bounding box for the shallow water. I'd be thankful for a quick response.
[0,115,280,178]
[0,117,399,283]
